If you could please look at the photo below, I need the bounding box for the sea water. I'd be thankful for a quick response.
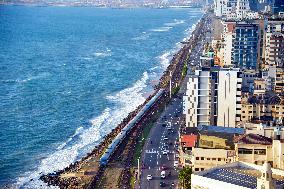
[0,6,203,188]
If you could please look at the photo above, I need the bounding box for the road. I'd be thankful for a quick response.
[138,14,214,189]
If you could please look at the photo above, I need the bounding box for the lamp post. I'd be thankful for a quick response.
[170,71,172,99]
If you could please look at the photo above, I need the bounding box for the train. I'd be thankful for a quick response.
[99,89,165,166]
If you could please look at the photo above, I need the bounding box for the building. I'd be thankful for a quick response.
[240,93,284,123]
[233,22,260,69]
[179,126,244,171]
[191,161,284,189]
[234,133,273,166]
[184,67,242,127]
[236,0,250,19]
[264,19,284,66]
[235,133,284,170]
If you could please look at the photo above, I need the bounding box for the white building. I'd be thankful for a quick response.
[217,69,242,127]
[184,67,242,127]
[236,0,250,19]
[191,161,284,189]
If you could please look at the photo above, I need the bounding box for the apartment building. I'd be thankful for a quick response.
[233,22,260,69]
[184,67,242,127]
[240,93,284,123]
[264,19,284,66]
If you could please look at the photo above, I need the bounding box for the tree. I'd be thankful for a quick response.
[178,167,192,189]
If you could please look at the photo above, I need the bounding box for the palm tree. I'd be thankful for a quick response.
[178,167,192,189]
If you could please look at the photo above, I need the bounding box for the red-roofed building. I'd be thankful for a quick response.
[180,134,198,149]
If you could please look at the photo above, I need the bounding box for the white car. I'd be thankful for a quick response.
[147,175,153,180]
[175,153,179,158]
[163,137,168,140]
[162,150,168,155]
[174,161,179,167]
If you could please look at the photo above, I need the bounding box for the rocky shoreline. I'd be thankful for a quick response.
[40,11,210,189]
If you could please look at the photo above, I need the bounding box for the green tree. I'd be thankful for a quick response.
[178,167,192,189]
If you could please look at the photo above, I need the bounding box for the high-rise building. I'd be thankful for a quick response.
[184,67,242,128]
[233,22,260,69]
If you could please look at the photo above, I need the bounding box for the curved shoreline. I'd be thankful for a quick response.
[40,11,209,189]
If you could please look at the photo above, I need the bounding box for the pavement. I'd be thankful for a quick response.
[138,14,214,189]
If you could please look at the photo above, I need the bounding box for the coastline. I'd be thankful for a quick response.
[38,11,209,189]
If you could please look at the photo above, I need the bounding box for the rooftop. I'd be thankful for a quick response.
[180,134,198,148]
[197,125,245,135]
[234,133,272,145]
[194,162,284,189]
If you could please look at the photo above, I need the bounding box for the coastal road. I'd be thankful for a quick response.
[138,15,214,189]
[139,88,184,189]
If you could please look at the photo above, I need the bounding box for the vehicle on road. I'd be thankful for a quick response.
[163,136,168,140]
[161,164,167,170]
[147,175,153,180]
[160,182,166,187]
[174,160,179,167]
[162,150,168,155]
[161,171,166,179]
[175,153,179,158]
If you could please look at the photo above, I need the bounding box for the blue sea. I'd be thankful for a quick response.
[0,6,202,188]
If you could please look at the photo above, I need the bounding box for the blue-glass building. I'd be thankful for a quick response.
[233,23,259,69]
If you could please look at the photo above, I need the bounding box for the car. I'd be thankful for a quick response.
[161,164,167,170]
[147,175,152,180]
[160,182,166,187]
[162,123,166,127]
[174,160,179,167]
[175,153,179,158]
[162,150,168,155]
[163,136,168,140]
[161,171,166,179]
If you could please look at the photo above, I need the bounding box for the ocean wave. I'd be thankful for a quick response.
[131,32,150,41]
[16,72,149,188]
[93,49,112,58]
[164,19,185,27]
[2,72,51,84]
[150,26,172,32]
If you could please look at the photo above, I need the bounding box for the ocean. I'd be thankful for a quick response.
[0,6,203,188]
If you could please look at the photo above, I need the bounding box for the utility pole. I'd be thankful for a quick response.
[170,71,172,99]
[138,158,140,187]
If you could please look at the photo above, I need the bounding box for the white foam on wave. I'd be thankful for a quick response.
[93,48,112,58]
[164,19,185,27]
[150,26,173,32]
[132,32,151,41]
[15,72,51,84]
[16,72,149,189]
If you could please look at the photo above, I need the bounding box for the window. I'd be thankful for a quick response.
[196,157,199,160]
[195,168,199,171]
[218,158,221,161]
[238,148,253,154]
[207,158,210,160]
[254,149,266,155]
[212,158,216,161]
[201,157,204,160]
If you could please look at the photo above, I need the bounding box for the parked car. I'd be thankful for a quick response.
[147,175,152,180]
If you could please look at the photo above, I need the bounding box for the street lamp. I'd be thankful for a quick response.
[170,71,172,99]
